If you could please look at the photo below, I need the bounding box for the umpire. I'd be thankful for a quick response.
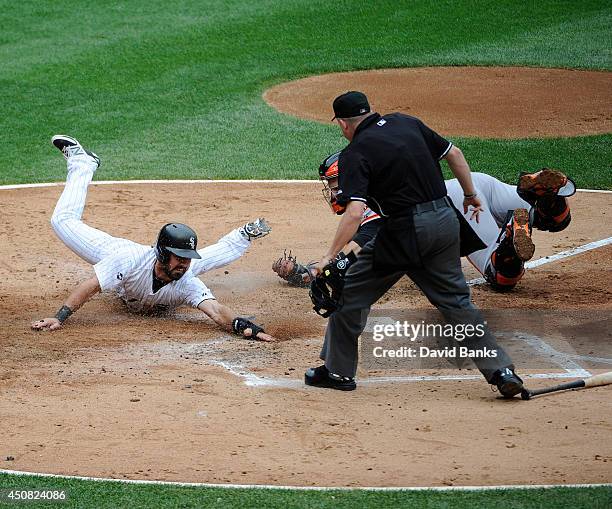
[305,91,524,397]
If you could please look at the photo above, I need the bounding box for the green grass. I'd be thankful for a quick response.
[1,0,611,187]
[0,474,610,509]
[442,135,611,189]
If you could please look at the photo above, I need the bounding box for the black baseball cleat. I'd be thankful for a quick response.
[491,367,524,398]
[51,135,100,167]
[304,365,356,391]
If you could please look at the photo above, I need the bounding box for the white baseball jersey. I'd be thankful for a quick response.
[51,154,251,313]
[445,172,530,275]
[93,244,214,313]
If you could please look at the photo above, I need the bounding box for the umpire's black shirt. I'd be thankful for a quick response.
[336,113,452,216]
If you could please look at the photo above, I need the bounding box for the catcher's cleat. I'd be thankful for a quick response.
[487,209,534,291]
[517,168,576,204]
[491,368,524,399]
[51,135,100,168]
[305,365,356,391]
[509,208,535,261]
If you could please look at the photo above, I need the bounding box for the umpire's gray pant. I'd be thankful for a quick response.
[320,205,514,382]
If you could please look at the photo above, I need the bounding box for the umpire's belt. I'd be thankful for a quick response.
[409,195,486,257]
[410,196,451,215]
[373,195,485,271]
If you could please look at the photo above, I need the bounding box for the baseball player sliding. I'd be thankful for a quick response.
[32,135,275,341]
[274,151,575,292]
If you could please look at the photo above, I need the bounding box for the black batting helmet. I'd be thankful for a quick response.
[155,223,202,264]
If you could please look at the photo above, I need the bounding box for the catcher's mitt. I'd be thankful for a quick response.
[272,251,316,288]
[310,251,358,317]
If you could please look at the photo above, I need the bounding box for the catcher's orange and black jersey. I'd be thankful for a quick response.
[336,112,452,216]
[351,208,381,247]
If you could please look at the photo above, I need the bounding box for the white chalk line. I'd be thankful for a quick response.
[467,236,612,285]
[212,331,602,388]
[564,353,612,364]
[0,468,609,492]
[215,364,592,390]
[2,178,608,279]
[0,179,318,190]
[2,178,608,280]
[0,179,611,191]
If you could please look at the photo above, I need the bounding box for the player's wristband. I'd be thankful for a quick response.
[55,305,73,324]
[463,192,477,199]
[232,317,265,339]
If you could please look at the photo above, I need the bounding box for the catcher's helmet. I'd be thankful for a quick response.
[318,151,345,214]
[155,223,202,264]
[318,151,340,180]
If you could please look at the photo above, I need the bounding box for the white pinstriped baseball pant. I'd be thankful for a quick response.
[50,156,251,275]
[50,155,138,265]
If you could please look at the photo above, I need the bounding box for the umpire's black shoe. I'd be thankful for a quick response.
[52,134,100,168]
[491,367,524,398]
[305,365,356,391]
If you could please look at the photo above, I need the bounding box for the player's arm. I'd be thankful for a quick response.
[343,240,362,256]
[31,274,101,331]
[190,218,271,276]
[315,200,365,272]
[197,299,276,342]
[348,216,381,255]
[443,146,482,221]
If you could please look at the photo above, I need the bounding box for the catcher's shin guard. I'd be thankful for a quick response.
[533,196,571,232]
[517,168,574,233]
[485,252,525,292]
[485,209,532,292]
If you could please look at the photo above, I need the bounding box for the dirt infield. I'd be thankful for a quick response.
[0,182,611,487]
[264,66,612,138]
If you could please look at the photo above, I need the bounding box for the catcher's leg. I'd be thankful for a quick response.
[517,169,574,232]
[51,147,135,264]
[446,176,503,279]
[443,176,531,291]
[484,209,534,291]
[470,172,532,226]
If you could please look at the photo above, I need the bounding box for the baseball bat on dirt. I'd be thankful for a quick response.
[521,372,612,400]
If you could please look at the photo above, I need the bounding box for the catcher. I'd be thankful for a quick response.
[273,151,575,302]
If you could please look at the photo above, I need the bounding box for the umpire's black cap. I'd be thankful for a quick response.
[332,91,370,120]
